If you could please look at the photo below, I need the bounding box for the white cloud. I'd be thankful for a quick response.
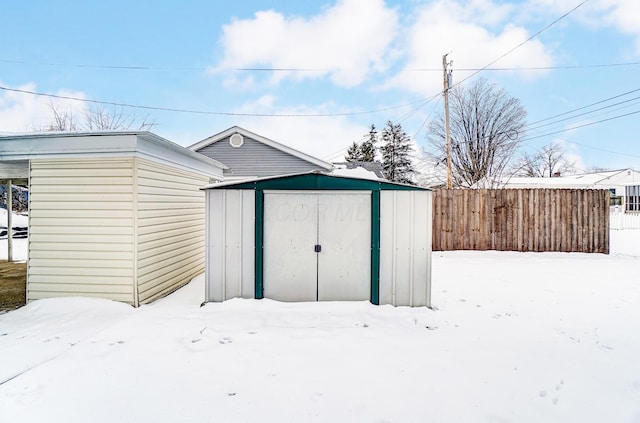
[0,82,87,133]
[554,138,587,172]
[526,0,640,54]
[386,0,554,95]
[232,95,369,159]
[212,0,399,87]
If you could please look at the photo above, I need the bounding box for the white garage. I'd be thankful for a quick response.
[204,172,432,307]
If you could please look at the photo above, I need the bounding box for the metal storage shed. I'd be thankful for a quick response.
[0,131,226,306]
[204,172,432,307]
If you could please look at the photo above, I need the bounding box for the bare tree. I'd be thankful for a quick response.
[512,142,576,177]
[39,102,155,132]
[83,104,155,131]
[42,101,78,131]
[426,78,527,188]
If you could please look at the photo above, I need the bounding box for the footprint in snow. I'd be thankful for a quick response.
[219,337,232,345]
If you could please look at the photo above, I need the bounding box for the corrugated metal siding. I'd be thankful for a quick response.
[28,158,136,304]
[136,158,210,304]
[195,136,327,177]
[379,191,432,307]
[206,190,255,301]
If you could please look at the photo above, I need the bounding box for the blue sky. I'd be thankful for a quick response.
[1,0,639,171]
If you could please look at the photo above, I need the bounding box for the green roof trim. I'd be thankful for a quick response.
[205,172,429,191]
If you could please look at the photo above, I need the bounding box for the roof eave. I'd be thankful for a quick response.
[189,126,333,171]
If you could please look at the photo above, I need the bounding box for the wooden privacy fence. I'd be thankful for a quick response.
[433,189,609,253]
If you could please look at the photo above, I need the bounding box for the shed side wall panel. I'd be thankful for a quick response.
[135,158,211,304]
[206,190,255,302]
[379,191,432,307]
[28,158,136,304]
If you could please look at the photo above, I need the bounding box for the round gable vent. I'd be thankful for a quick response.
[229,133,244,148]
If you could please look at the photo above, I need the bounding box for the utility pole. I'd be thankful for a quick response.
[442,54,453,189]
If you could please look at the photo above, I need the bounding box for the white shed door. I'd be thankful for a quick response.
[317,193,371,300]
[263,192,371,302]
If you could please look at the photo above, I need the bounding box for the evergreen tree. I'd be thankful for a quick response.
[344,141,363,162]
[380,121,415,184]
[360,124,377,162]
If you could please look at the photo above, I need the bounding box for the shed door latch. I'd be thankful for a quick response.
[314,244,322,253]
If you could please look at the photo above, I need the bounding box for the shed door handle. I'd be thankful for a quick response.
[314,244,322,253]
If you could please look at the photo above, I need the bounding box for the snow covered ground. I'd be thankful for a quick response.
[0,230,639,422]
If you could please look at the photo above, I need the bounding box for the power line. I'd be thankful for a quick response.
[397,93,441,124]
[4,59,638,73]
[412,95,443,141]
[524,87,640,128]
[0,85,427,118]
[525,136,640,159]
[454,0,590,87]
[525,95,640,133]
[521,109,640,143]
[405,62,640,72]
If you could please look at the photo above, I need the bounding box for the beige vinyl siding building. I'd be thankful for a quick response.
[0,132,225,306]
[28,158,136,303]
[136,159,210,304]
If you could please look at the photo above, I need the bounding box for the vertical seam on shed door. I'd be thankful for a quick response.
[370,190,380,305]
[409,192,415,307]
[254,190,264,299]
[391,191,397,307]
[315,195,320,301]
[238,191,243,297]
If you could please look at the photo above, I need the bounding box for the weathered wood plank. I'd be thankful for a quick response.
[432,188,609,253]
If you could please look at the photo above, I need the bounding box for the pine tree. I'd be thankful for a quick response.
[380,121,415,184]
[360,124,377,162]
[345,141,363,162]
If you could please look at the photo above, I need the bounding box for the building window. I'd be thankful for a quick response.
[626,185,640,212]
[610,188,623,206]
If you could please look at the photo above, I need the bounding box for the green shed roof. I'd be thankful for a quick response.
[202,172,430,192]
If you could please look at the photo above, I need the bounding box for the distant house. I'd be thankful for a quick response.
[502,169,640,213]
[189,126,333,180]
